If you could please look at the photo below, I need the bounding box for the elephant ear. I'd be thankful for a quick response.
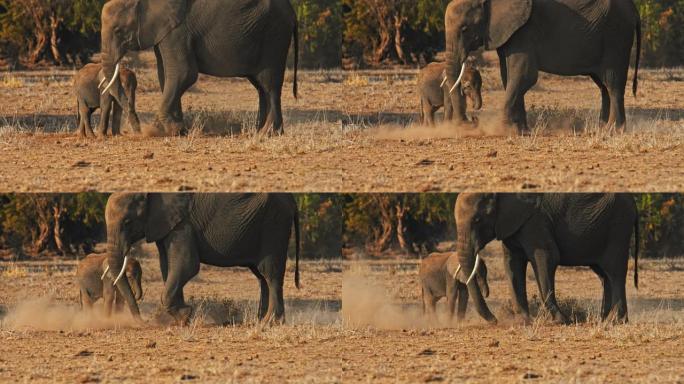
[136,0,187,50]
[144,193,190,243]
[494,194,539,240]
[485,0,532,50]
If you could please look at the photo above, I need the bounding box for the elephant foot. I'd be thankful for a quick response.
[170,305,193,326]
[145,117,186,137]
[257,125,284,137]
[551,311,570,325]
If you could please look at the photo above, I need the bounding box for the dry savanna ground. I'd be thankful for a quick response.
[0,255,343,383]
[0,62,682,192]
[341,244,684,382]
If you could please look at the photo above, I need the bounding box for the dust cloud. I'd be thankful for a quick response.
[342,273,479,330]
[1,297,140,331]
[372,114,515,140]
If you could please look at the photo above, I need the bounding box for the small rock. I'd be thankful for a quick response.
[417,348,436,356]
[424,374,444,382]
[486,150,498,157]
[521,182,539,189]
[177,185,196,191]
[180,374,198,381]
[487,340,500,347]
[72,160,91,168]
[522,372,541,380]
[416,159,435,166]
[79,373,100,383]
[143,152,154,159]
[75,350,93,357]
[145,340,156,349]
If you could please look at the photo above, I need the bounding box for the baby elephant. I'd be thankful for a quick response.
[74,63,141,137]
[76,253,143,316]
[417,62,482,126]
[419,251,489,320]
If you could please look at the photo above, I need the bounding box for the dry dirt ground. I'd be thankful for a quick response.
[341,245,684,383]
[0,65,682,192]
[0,258,343,382]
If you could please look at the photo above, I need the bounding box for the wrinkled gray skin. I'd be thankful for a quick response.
[450,193,639,325]
[73,63,141,137]
[100,0,298,136]
[76,253,143,316]
[419,251,489,320]
[444,0,641,133]
[418,62,482,126]
[105,193,300,325]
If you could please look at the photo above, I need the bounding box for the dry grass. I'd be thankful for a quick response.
[0,65,681,191]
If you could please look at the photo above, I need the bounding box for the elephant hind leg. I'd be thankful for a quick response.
[249,265,270,321]
[591,265,613,321]
[256,70,285,136]
[590,74,610,124]
[248,76,269,131]
[257,260,285,325]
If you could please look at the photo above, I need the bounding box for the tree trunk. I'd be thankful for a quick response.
[49,14,63,65]
[393,14,406,64]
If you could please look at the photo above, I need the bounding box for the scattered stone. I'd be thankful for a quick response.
[72,160,91,168]
[74,350,93,357]
[416,159,435,166]
[177,185,196,191]
[424,374,444,382]
[417,348,436,356]
[143,152,154,159]
[486,149,498,157]
[522,372,541,380]
[521,182,539,189]
[488,340,500,347]
[145,340,157,349]
[180,374,198,381]
[79,373,100,383]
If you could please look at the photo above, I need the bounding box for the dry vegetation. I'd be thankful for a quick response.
[0,255,343,382]
[0,64,682,192]
[340,244,684,382]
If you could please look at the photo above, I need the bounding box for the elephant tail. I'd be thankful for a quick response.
[292,21,299,99]
[633,211,639,289]
[294,208,301,289]
[632,19,641,98]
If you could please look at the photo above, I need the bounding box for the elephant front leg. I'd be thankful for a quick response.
[503,245,531,324]
[111,102,123,136]
[97,98,114,137]
[152,37,198,137]
[447,86,469,126]
[160,223,200,325]
[528,245,569,324]
[455,283,469,321]
[501,51,538,135]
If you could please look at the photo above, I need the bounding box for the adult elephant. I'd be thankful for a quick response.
[444,0,641,133]
[99,0,298,136]
[104,193,300,325]
[448,193,638,324]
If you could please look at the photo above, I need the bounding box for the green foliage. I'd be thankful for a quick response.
[343,194,456,255]
[0,193,107,257]
[635,0,684,66]
[0,0,105,67]
[295,194,343,258]
[635,194,684,258]
[292,0,343,68]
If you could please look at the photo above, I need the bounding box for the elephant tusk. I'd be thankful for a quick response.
[100,264,110,280]
[98,77,107,89]
[440,70,448,88]
[452,264,461,280]
[449,63,466,94]
[466,253,481,285]
[112,255,129,286]
[101,63,120,95]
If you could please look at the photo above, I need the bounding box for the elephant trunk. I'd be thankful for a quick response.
[106,233,141,319]
[471,91,483,111]
[456,225,497,323]
[132,271,143,301]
